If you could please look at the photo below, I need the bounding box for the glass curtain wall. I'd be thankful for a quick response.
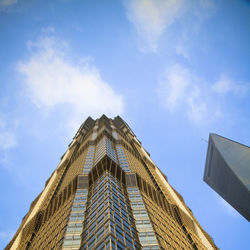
[128,187,160,250]
[62,189,88,249]
[80,171,141,250]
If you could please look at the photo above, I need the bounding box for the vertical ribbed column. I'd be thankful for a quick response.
[105,137,118,164]
[91,124,98,141]
[83,146,95,174]
[111,127,119,140]
[94,136,118,165]
[62,189,88,249]
[111,121,131,173]
[126,173,160,250]
[116,145,131,173]
[128,187,160,249]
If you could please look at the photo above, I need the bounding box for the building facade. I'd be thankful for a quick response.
[204,133,250,222]
[7,115,217,250]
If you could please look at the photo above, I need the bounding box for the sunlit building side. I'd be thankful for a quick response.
[7,115,217,249]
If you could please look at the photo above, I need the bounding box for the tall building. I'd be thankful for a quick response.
[204,133,250,222]
[7,115,217,250]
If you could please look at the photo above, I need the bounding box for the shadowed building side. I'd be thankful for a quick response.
[204,133,250,222]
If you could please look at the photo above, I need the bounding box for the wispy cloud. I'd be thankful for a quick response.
[0,131,16,150]
[215,195,240,218]
[17,30,124,131]
[176,43,189,59]
[0,119,17,151]
[158,64,248,125]
[174,0,216,59]
[72,25,83,33]
[199,0,215,10]
[212,75,248,96]
[124,0,184,52]
[158,64,213,125]
[0,0,17,7]
[159,64,191,111]
[0,230,14,249]
[0,231,12,239]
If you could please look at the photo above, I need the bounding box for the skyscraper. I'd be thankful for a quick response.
[7,115,217,250]
[204,133,250,222]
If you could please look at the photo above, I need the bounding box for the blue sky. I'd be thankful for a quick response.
[0,0,250,249]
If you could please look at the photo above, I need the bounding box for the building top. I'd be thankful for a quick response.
[209,133,250,191]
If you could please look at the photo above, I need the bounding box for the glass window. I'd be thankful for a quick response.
[96,241,105,250]
[117,240,125,250]
[64,239,73,246]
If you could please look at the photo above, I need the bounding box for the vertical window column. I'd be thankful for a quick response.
[62,189,88,249]
[111,126,119,140]
[94,137,106,165]
[92,124,98,141]
[83,146,95,174]
[105,137,118,164]
[128,188,160,250]
[94,136,118,165]
[116,145,130,172]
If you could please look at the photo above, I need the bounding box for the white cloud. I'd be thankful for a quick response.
[159,64,249,125]
[41,26,55,34]
[176,43,189,59]
[216,195,240,217]
[159,64,191,111]
[72,25,83,33]
[0,231,11,238]
[0,120,5,128]
[187,88,209,125]
[0,0,17,6]
[0,131,16,150]
[0,230,14,248]
[124,0,184,52]
[212,75,248,96]
[158,64,223,125]
[0,119,17,151]
[18,34,124,131]
[199,0,215,10]
[174,0,216,60]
